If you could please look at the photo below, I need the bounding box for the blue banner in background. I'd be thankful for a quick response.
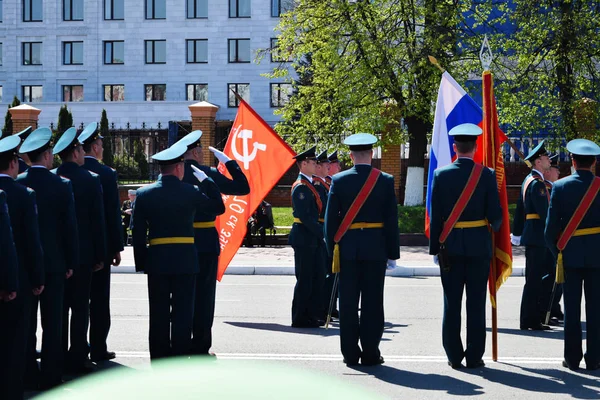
[168,121,178,146]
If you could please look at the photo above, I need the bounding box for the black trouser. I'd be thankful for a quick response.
[520,246,546,326]
[0,279,33,400]
[563,267,600,369]
[63,264,93,367]
[540,249,563,320]
[147,273,195,361]
[191,252,218,354]
[338,259,386,364]
[323,252,338,318]
[26,273,65,387]
[90,258,112,360]
[291,245,325,325]
[440,255,489,365]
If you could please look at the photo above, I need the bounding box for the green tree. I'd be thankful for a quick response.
[486,1,600,144]
[100,109,115,167]
[269,0,478,205]
[134,139,149,179]
[57,104,73,134]
[2,96,21,139]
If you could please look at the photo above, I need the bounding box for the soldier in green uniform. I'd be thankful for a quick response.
[545,139,600,371]
[53,127,107,373]
[18,127,79,389]
[175,130,249,356]
[429,124,502,369]
[0,135,45,398]
[79,122,124,363]
[513,140,552,330]
[290,146,326,328]
[323,151,341,318]
[313,150,330,319]
[0,188,20,399]
[325,133,399,366]
[132,142,225,360]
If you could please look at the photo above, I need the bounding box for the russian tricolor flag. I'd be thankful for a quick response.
[425,72,483,238]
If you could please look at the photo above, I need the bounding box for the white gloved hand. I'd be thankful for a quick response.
[510,234,521,246]
[433,255,439,265]
[386,259,397,270]
[209,146,231,164]
[191,164,208,182]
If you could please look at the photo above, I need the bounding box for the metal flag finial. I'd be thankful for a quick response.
[480,34,493,71]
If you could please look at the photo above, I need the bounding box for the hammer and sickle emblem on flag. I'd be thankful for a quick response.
[230,125,267,170]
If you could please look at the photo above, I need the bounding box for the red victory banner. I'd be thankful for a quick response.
[215,98,296,280]
[475,70,513,361]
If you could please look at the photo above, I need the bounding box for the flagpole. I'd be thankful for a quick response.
[427,55,531,168]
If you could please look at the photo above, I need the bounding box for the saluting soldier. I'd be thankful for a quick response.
[429,124,502,369]
[540,155,563,326]
[17,128,79,390]
[545,139,600,371]
[53,127,107,373]
[79,122,124,363]
[290,146,326,328]
[175,130,249,356]
[15,126,33,173]
[0,135,45,399]
[323,151,342,318]
[512,140,552,330]
[324,133,399,366]
[132,142,225,360]
[0,189,20,399]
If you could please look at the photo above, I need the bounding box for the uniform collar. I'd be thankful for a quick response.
[532,169,544,178]
[30,165,46,169]
[300,173,312,183]
[84,156,97,160]
[0,174,13,179]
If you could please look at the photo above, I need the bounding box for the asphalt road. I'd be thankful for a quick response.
[30,274,599,399]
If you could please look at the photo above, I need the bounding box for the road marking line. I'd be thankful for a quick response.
[110,298,240,302]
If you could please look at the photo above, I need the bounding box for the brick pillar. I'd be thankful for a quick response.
[189,101,219,167]
[9,104,41,134]
[380,131,401,201]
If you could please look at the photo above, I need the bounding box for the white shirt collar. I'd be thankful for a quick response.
[30,165,46,169]
[533,168,544,177]
[354,163,371,166]
[300,173,313,183]
[84,156,97,160]
[0,174,12,179]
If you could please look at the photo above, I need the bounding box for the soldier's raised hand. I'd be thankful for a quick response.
[209,146,231,164]
[191,165,208,182]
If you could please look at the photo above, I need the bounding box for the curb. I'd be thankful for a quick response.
[113,265,526,277]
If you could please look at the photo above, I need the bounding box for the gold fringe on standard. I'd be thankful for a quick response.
[556,252,565,284]
[332,243,341,273]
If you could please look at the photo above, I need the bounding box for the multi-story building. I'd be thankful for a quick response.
[0,0,295,127]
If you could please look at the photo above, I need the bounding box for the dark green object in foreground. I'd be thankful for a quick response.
[37,358,385,400]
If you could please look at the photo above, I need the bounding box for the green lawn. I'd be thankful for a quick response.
[272,203,517,234]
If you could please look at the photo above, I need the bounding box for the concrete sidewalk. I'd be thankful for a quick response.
[115,245,527,277]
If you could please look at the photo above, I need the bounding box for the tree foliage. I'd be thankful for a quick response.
[134,139,149,179]
[268,0,480,166]
[1,96,21,139]
[101,109,115,168]
[57,104,73,134]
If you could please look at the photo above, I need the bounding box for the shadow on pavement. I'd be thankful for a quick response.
[486,327,565,340]
[346,364,484,396]
[464,364,600,399]
[225,321,341,336]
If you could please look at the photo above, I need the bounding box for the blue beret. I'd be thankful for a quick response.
[343,133,377,151]
[524,140,547,162]
[78,122,103,145]
[566,139,600,156]
[151,142,187,165]
[175,130,203,150]
[53,127,79,155]
[293,145,317,161]
[0,135,21,158]
[20,127,52,154]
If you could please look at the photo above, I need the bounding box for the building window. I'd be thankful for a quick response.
[23,0,43,21]
[187,0,207,18]
[228,39,250,63]
[270,38,292,62]
[186,39,207,63]
[104,41,124,64]
[104,84,124,101]
[0,43,2,66]
[0,86,3,103]
[63,0,82,20]
[229,0,250,17]
[227,83,249,107]
[145,84,166,101]
[63,41,83,65]
[104,0,124,20]
[1,0,3,22]
[186,84,207,101]
[270,83,292,107]
[145,40,166,64]
[23,42,42,65]
[146,0,165,19]
[22,85,43,102]
[63,85,83,102]
[271,0,293,17]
